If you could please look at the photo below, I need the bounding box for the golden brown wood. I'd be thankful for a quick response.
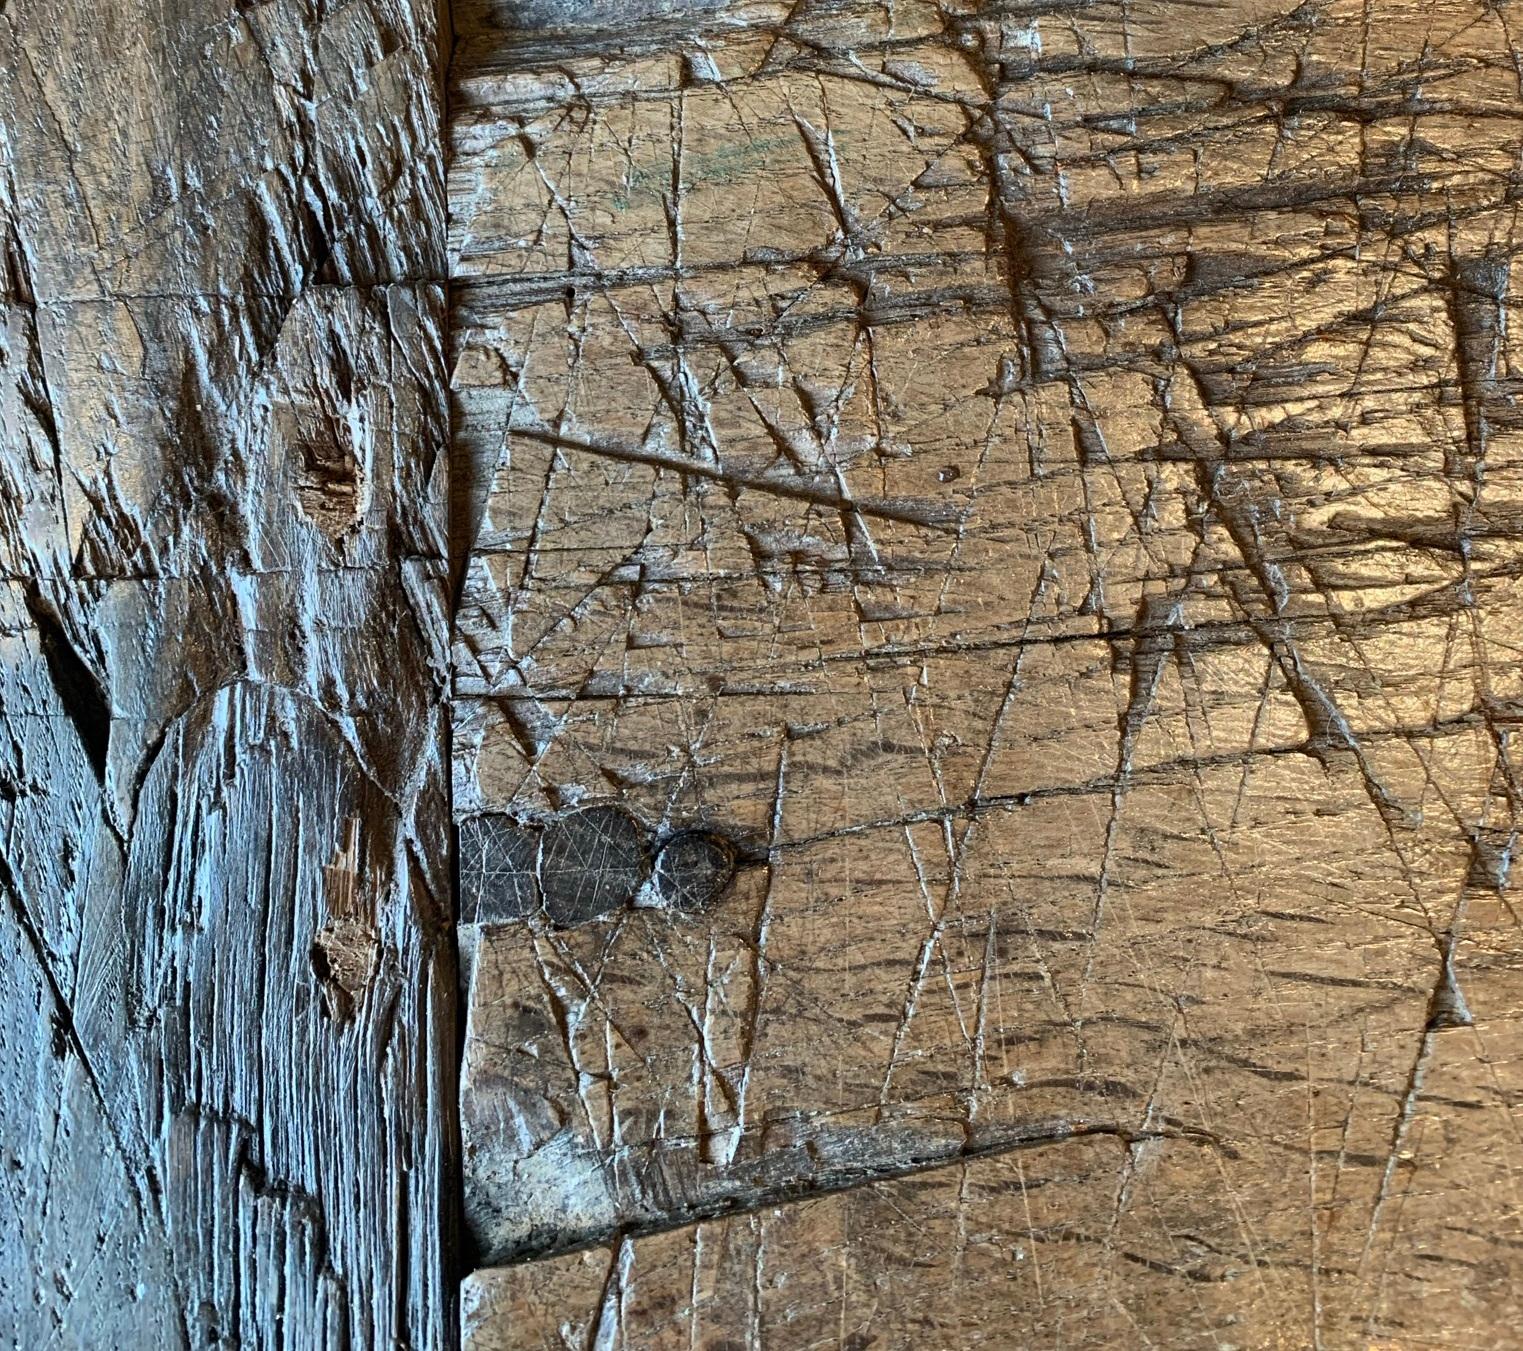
[450,1,1523,1345]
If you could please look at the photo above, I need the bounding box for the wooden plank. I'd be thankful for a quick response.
[0,0,454,1342]
[450,0,1523,1343]
[461,1120,1520,1349]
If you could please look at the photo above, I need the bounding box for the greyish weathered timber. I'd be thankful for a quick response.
[0,0,454,1341]
[449,0,1523,1346]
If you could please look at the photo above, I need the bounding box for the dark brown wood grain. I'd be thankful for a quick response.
[0,0,455,1343]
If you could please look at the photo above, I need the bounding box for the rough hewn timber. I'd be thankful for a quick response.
[451,1,1523,1345]
[460,1123,1515,1349]
[0,0,454,1342]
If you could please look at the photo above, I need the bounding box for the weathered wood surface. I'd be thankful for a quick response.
[0,0,454,1341]
[9,0,1523,1341]
[450,0,1523,1345]
[460,1123,1513,1348]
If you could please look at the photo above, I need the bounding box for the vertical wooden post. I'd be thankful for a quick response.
[0,0,454,1342]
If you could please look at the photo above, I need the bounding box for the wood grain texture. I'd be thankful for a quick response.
[459,1125,1516,1349]
[0,0,454,1342]
[451,0,1523,1345]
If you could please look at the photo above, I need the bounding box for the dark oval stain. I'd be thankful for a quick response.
[650,831,736,913]
[458,814,539,923]
[538,804,650,926]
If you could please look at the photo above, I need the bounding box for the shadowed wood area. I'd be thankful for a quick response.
[0,0,455,1342]
[450,0,1523,1346]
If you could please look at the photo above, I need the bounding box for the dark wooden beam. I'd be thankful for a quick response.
[0,0,455,1341]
